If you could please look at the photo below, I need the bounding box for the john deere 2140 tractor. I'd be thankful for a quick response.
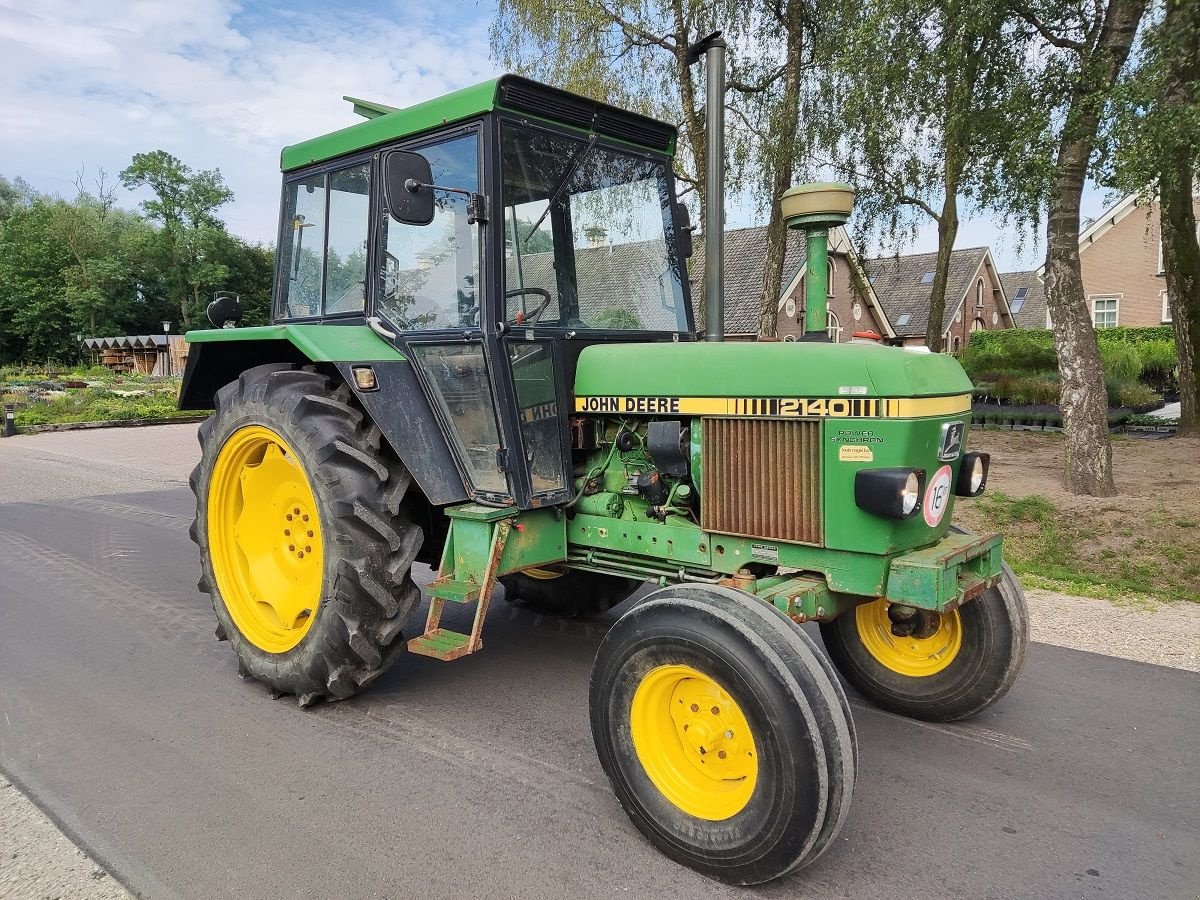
[183,66,1027,885]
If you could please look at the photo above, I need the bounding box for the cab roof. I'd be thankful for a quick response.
[280,75,677,172]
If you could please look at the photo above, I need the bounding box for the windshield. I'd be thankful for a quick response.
[500,123,688,332]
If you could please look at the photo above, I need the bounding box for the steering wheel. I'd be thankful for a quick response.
[505,287,553,326]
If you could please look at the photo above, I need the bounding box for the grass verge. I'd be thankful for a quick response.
[958,490,1200,604]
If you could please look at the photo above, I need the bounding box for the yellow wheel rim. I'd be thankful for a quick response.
[208,425,324,654]
[630,665,758,820]
[855,599,962,677]
[522,567,564,581]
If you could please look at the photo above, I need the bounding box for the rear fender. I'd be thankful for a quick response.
[181,329,468,508]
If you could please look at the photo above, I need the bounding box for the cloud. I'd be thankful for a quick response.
[0,0,499,243]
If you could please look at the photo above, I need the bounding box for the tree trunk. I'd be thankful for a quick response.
[1158,0,1200,436]
[1042,0,1146,496]
[925,183,959,352]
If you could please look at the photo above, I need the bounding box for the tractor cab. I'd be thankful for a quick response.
[256,76,694,511]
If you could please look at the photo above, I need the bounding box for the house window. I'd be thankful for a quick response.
[971,317,986,332]
[975,279,984,307]
[827,259,835,297]
[1091,296,1119,329]
[1162,290,1172,323]
[1011,286,1029,314]
[827,310,843,343]
[952,336,961,353]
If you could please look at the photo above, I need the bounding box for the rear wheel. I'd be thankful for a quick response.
[590,585,856,885]
[501,567,639,616]
[819,563,1028,722]
[190,364,423,706]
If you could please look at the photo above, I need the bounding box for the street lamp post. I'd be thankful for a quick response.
[162,321,172,377]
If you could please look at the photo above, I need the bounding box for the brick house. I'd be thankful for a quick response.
[1020,193,1200,330]
[688,224,894,341]
[861,247,1015,350]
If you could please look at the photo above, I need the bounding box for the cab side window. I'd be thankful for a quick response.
[378,133,480,331]
[277,161,370,318]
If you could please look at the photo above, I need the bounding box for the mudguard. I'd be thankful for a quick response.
[181,325,468,506]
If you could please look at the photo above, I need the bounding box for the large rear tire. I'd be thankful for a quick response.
[501,567,640,616]
[590,585,856,885]
[819,552,1028,723]
[190,364,423,707]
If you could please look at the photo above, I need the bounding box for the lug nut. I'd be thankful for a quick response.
[718,750,727,759]
[297,551,304,559]
[711,706,720,715]
[690,704,699,712]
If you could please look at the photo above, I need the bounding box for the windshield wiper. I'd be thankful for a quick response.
[523,134,598,245]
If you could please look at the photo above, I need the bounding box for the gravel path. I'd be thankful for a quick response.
[1026,588,1200,671]
[0,777,130,900]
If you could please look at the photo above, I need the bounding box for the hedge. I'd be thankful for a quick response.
[966,325,1174,355]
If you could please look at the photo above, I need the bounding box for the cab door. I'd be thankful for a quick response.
[374,125,512,505]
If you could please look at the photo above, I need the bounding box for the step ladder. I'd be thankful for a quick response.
[407,506,514,662]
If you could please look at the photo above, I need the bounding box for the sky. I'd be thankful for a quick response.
[0,0,1117,274]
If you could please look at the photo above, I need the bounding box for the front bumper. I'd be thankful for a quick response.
[884,531,1004,612]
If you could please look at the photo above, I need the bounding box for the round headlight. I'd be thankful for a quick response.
[901,472,920,516]
[969,455,985,493]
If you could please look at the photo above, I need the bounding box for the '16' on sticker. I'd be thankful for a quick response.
[923,465,953,527]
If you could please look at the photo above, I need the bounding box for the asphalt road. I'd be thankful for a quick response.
[0,425,1196,900]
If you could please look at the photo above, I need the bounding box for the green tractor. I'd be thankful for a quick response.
[183,67,1027,886]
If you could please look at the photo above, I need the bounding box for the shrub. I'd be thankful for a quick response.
[1137,339,1179,393]
[1107,380,1161,410]
[1099,343,1143,381]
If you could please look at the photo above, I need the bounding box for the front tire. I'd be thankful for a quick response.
[190,365,423,706]
[819,563,1028,722]
[590,585,856,885]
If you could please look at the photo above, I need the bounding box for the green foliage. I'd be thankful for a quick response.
[1106,379,1161,409]
[9,382,198,427]
[0,155,273,364]
[962,330,1057,379]
[1099,343,1143,381]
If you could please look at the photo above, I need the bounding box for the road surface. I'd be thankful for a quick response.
[0,425,1196,899]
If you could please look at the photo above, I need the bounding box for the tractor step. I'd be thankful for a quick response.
[408,517,514,663]
[425,579,481,604]
[407,628,477,661]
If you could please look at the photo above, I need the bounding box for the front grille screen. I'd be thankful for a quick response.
[700,418,822,545]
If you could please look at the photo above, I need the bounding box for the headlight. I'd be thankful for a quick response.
[901,472,921,515]
[855,468,926,519]
[955,452,989,497]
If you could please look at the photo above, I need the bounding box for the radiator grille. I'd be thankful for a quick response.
[701,418,822,545]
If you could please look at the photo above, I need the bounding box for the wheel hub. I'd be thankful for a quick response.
[630,664,758,820]
[856,598,962,677]
[208,425,324,653]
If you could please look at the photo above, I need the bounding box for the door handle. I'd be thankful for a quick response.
[366,316,397,340]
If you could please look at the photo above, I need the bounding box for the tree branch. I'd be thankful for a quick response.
[1008,0,1087,51]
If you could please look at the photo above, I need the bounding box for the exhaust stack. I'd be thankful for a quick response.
[687,32,727,342]
[781,183,855,341]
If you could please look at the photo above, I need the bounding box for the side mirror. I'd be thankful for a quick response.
[207,292,242,328]
[384,150,435,225]
[675,202,694,258]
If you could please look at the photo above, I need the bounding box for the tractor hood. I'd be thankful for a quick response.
[573,341,973,401]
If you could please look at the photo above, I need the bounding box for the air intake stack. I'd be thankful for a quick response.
[781,183,855,341]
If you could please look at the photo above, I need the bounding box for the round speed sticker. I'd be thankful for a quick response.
[923,465,953,527]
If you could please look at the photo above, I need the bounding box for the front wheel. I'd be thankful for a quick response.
[590,585,856,885]
[819,563,1028,722]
